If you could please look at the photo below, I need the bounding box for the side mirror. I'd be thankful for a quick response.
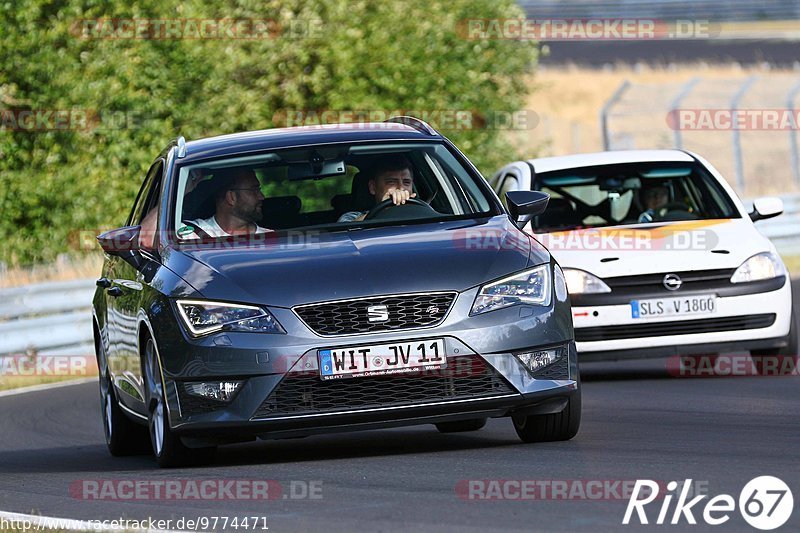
[506,190,550,229]
[97,226,146,268]
[749,197,783,222]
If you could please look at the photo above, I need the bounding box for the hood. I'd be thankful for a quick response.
[533,218,772,279]
[164,216,544,308]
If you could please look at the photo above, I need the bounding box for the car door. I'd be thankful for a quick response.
[109,159,164,412]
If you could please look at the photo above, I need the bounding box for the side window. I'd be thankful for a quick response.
[497,173,519,209]
[128,160,164,226]
[128,160,164,250]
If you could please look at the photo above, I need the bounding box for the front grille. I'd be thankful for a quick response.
[176,383,224,416]
[294,292,456,336]
[252,355,515,419]
[576,314,776,342]
[604,269,736,290]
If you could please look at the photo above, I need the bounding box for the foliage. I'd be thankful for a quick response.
[0,0,537,265]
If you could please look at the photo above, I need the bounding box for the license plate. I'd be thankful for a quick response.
[318,339,446,380]
[631,294,717,319]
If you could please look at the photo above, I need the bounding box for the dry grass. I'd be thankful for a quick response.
[517,64,800,197]
[0,253,103,288]
[520,63,773,157]
[781,254,800,278]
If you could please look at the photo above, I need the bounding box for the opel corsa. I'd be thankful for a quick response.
[492,150,796,367]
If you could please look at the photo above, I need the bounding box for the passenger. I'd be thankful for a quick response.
[338,155,418,222]
[186,168,273,237]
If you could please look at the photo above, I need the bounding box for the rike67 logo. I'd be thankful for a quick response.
[623,476,793,530]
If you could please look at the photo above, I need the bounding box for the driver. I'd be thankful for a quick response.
[338,155,417,222]
[637,183,670,223]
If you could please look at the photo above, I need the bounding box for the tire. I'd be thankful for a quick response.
[435,418,487,433]
[143,336,216,468]
[100,370,150,456]
[750,310,798,376]
[512,384,581,443]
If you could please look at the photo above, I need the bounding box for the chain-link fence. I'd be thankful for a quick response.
[601,74,800,197]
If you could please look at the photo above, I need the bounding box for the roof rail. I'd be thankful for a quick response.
[176,136,187,158]
[384,116,437,136]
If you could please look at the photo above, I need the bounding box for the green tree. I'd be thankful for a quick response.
[0,0,537,266]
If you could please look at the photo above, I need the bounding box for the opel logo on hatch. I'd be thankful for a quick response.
[663,273,683,291]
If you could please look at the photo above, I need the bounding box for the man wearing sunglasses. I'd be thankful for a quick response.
[187,168,273,237]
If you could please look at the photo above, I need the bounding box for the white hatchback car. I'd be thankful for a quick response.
[492,150,796,365]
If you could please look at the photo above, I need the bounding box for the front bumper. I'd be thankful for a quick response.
[571,276,793,359]
[152,286,578,441]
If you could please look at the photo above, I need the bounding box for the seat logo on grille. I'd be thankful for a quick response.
[367,304,390,322]
[663,273,683,291]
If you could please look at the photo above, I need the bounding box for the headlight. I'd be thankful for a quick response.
[730,252,785,283]
[176,299,286,337]
[562,268,611,294]
[471,264,551,315]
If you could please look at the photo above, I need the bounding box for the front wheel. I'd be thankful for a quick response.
[512,387,581,443]
[143,337,216,468]
[100,370,149,456]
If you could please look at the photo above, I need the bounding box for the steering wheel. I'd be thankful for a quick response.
[363,198,438,221]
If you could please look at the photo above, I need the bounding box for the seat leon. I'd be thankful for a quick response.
[92,117,580,466]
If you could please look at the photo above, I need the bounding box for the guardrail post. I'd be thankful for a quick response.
[730,76,758,194]
[600,80,630,151]
[788,81,800,189]
[669,77,701,149]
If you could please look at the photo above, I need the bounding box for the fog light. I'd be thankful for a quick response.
[514,346,567,374]
[185,381,243,402]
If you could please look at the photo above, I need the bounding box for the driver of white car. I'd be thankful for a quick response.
[637,182,671,223]
[338,155,418,222]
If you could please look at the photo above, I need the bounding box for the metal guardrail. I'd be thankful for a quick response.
[0,196,798,358]
[0,279,95,356]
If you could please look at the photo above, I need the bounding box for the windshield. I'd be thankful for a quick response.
[172,142,495,239]
[531,162,739,233]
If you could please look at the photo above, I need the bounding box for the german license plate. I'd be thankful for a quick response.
[318,339,446,380]
[631,294,716,319]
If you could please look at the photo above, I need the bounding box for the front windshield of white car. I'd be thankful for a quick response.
[531,162,739,233]
[172,142,495,239]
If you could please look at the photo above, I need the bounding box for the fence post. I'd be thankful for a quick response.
[730,76,758,194]
[788,81,800,189]
[669,77,701,149]
[600,80,630,151]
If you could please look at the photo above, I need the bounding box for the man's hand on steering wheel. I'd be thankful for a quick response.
[382,188,417,205]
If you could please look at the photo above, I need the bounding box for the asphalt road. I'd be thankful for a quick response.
[540,39,800,67]
[1,283,798,532]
